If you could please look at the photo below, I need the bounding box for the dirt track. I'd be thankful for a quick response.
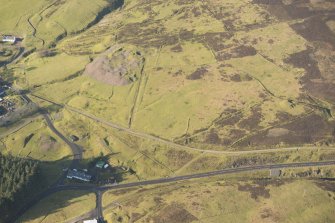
[30,94,335,156]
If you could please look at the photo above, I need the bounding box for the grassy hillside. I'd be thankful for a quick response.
[22,0,334,148]
[17,190,96,223]
[103,178,335,223]
[0,0,48,33]
[2,0,334,181]
[0,0,122,47]
[1,0,335,221]
[15,52,89,87]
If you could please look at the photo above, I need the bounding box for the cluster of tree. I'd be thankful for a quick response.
[0,154,40,222]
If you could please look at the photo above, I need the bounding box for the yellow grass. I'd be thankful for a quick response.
[18,191,95,223]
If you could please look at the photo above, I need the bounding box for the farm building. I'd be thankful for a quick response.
[96,160,105,169]
[2,35,16,43]
[67,169,92,182]
[83,219,98,223]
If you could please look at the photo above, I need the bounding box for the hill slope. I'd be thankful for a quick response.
[25,0,335,148]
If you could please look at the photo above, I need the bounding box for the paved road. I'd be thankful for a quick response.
[21,94,83,164]
[51,160,335,192]
[43,113,82,168]
[20,94,82,184]
[98,160,335,191]
[96,191,103,219]
[0,114,41,138]
[12,94,335,222]
[11,158,335,222]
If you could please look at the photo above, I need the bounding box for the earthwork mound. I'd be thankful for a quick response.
[84,45,144,86]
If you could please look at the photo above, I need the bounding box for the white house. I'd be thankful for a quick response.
[2,35,16,43]
[66,169,92,182]
[83,219,98,223]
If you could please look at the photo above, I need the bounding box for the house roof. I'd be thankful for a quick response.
[83,220,98,223]
[2,35,16,40]
[67,169,92,182]
[96,160,105,168]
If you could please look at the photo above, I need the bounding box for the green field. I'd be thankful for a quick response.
[1,119,71,161]
[1,0,335,222]
[15,53,89,87]
[0,0,118,48]
[17,190,96,223]
[16,0,332,147]
[102,178,335,223]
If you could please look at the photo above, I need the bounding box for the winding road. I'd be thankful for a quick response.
[0,47,25,67]
[6,6,335,222]
[43,114,82,168]
[12,157,335,222]
[8,95,335,222]
[20,94,82,164]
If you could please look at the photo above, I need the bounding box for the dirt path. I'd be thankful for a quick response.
[27,16,45,46]
[128,45,163,128]
[20,94,82,184]
[13,159,335,222]
[0,114,41,138]
[29,94,335,155]
[112,132,175,176]
[128,62,146,128]
[130,45,162,124]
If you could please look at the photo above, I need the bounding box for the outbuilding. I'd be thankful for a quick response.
[67,169,92,182]
[96,160,105,169]
[83,219,98,223]
[2,35,16,43]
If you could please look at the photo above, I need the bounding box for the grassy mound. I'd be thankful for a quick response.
[84,45,145,86]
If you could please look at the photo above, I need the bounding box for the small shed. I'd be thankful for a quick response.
[83,219,98,223]
[96,160,105,169]
[2,35,16,43]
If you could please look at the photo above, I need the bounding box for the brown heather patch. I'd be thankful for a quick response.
[237,183,270,200]
[152,203,198,223]
[186,67,208,80]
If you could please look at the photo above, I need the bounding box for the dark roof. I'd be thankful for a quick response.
[96,160,105,168]
[70,135,79,141]
[67,169,92,182]
[0,87,5,95]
